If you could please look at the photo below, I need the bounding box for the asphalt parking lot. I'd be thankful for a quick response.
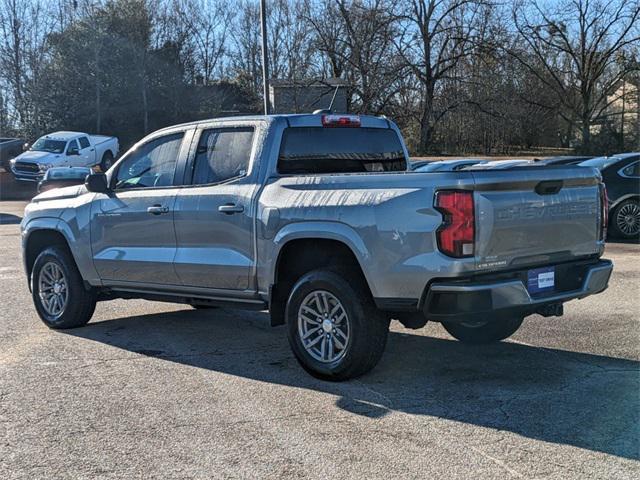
[0,200,638,479]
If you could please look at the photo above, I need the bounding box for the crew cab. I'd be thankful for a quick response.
[20,114,613,380]
[11,131,118,182]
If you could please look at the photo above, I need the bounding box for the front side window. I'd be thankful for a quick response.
[191,127,254,185]
[67,140,79,155]
[115,132,184,189]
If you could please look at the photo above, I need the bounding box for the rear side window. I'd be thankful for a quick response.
[79,137,90,149]
[278,127,406,174]
[191,127,254,185]
[621,161,640,178]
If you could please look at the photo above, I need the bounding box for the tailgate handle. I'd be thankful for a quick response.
[535,180,563,195]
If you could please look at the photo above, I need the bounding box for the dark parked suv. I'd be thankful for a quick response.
[579,153,640,239]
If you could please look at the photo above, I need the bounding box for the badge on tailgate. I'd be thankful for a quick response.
[527,266,555,294]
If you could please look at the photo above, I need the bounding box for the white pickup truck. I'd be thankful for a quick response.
[10,131,119,182]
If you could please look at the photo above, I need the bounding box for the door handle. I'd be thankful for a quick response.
[147,205,169,215]
[218,203,244,214]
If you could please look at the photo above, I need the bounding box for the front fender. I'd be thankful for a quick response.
[267,221,378,296]
[22,217,101,287]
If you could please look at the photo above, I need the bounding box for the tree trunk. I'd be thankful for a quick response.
[418,90,434,153]
[95,48,101,134]
[581,120,591,154]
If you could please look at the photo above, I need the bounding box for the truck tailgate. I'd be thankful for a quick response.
[471,166,603,271]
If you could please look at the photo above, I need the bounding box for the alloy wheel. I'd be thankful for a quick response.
[297,290,350,363]
[38,261,68,318]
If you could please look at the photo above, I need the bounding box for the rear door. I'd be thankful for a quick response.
[470,166,603,271]
[90,130,191,285]
[173,124,259,291]
[78,136,94,165]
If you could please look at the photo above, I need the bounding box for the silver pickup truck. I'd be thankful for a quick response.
[21,114,613,380]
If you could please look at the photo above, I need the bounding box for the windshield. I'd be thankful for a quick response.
[31,138,67,154]
[579,156,619,170]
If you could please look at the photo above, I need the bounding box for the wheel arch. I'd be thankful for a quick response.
[24,227,72,284]
[268,223,377,326]
[22,218,89,287]
[609,194,639,212]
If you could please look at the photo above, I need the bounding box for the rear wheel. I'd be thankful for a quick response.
[31,246,96,329]
[286,269,389,381]
[99,152,114,172]
[611,199,640,239]
[442,316,523,344]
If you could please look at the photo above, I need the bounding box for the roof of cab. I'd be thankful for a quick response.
[41,131,85,141]
[153,113,392,135]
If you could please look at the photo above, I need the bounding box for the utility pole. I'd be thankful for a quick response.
[260,0,271,115]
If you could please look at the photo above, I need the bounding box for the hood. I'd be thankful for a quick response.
[15,150,60,163]
[32,184,87,202]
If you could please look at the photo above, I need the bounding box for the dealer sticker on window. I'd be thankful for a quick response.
[527,266,555,294]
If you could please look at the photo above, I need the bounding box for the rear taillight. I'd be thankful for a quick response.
[321,114,361,127]
[599,183,608,241]
[435,190,475,258]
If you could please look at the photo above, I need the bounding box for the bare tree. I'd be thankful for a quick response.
[394,0,491,153]
[173,0,232,84]
[511,0,640,151]
[0,0,53,137]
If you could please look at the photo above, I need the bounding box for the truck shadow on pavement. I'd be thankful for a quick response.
[63,307,639,461]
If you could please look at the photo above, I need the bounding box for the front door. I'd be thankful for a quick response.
[174,126,257,291]
[90,131,187,285]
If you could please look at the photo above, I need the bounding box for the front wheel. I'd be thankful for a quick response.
[442,316,523,344]
[31,246,96,329]
[286,269,389,381]
[99,152,114,172]
[610,199,640,239]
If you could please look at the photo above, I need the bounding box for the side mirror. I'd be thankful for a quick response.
[23,143,30,152]
[68,148,80,156]
[85,172,110,193]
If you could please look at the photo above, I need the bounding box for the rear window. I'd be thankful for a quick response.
[278,127,406,174]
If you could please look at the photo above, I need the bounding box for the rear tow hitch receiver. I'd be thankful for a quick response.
[537,303,564,318]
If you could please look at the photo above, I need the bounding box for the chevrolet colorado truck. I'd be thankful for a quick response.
[11,131,118,181]
[20,114,613,380]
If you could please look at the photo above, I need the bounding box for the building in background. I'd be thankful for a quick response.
[269,78,349,114]
[591,78,640,150]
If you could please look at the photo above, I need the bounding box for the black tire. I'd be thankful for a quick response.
[100,151,114,172]
[286,269,389,381]
[31,246,96,329]
[610,198,640,239]
[442,316,523,344]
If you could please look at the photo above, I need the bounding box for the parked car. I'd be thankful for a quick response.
[21,113,612,380]
[412,159,488,172]
[578,153,640,239]
[37,167,92,193]
[0,137,24,171]
[466,159,534,169]
[536,156,593,166]
[10,131,118,182]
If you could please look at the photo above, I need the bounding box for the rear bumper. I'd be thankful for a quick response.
[424,259,613,323]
